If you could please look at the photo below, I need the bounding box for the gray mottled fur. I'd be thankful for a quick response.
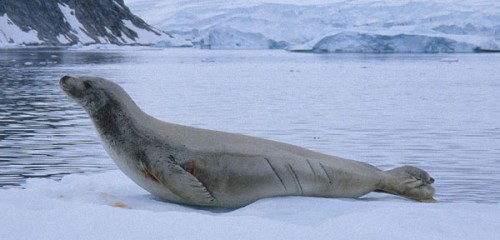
[60,76,436,207]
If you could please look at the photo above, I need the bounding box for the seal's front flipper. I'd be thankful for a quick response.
[140,158,215,206]
[379,166,436,202]
[164,163,216,205]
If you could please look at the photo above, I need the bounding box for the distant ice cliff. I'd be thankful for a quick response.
[2,0,499,52]
[126,0,500,52]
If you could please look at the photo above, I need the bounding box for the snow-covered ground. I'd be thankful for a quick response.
[1,170,499,240]
[125,0,500,52]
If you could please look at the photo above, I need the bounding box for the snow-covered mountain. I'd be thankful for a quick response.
[2,0,498,52]
[125,0,500,53]
[0,0,182,46]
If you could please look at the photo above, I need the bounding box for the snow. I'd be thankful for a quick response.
[0,3,180,46]
[0,14,42,46]
[125,0,500,52]
[58,3,175,46]
[58,3,96,44]
[207,27,278,49]
[121,19,189,47]
[2,0,498,49]
[311,32,477,53]
[1,170,499,240]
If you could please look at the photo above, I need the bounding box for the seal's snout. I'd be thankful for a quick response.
[61,75,72,84]
[60,76,111,113]
[59,75,85,98]
[59,75,75,91]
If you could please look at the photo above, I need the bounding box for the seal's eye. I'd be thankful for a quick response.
[83,81,92,89]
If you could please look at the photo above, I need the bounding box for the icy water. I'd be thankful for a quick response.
[1,48,499,203]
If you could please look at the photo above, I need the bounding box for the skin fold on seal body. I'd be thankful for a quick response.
[60,76,436,208]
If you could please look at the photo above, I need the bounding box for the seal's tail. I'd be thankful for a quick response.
[378,166,436,202]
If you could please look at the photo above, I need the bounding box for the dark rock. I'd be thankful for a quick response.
[0,0,168,46]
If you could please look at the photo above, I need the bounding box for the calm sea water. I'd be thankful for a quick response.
[1,48,499,203]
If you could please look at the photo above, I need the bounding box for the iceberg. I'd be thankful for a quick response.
[311,32,477,53]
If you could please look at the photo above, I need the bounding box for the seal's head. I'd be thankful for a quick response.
[59,76,132,117]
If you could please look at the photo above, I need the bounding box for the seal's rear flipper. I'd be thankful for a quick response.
[378,166,436,202]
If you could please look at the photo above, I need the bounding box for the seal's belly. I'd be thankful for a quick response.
[101,139,186,204]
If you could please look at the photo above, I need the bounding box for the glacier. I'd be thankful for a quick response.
[125,0,500,52]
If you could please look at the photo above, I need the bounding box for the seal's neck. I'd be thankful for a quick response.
[89,93,148,140]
